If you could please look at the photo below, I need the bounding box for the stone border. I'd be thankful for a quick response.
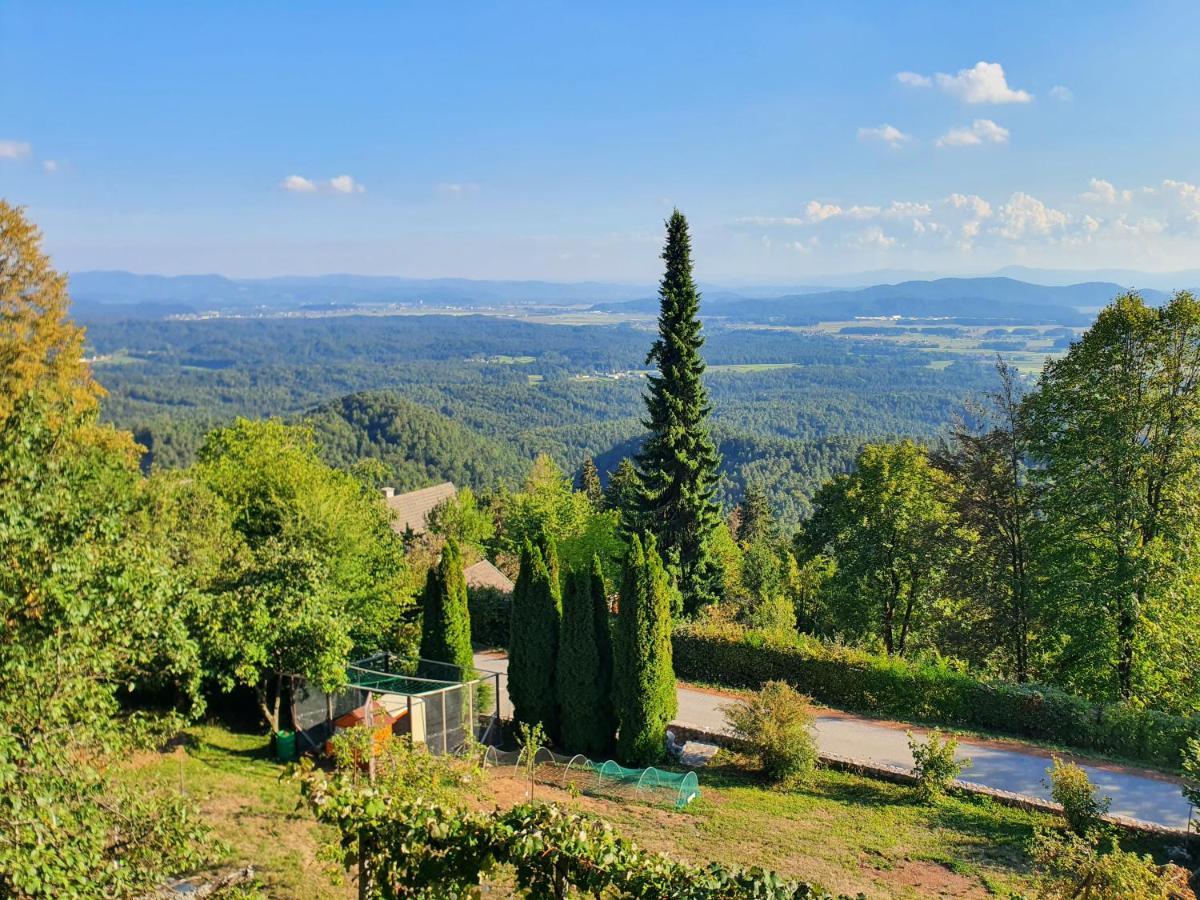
[669,723,1197,843]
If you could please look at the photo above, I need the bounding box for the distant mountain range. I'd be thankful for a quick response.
[67,269,1183,325]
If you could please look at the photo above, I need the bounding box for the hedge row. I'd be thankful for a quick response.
[467,586,511,649]
[673,623,1200,769]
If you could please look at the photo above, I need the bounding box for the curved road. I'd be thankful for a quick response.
[474,651,1194,830]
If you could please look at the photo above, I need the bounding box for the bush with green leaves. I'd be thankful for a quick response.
[298,750,862,899]
[1181,736,1200,808]
[672,622,1200,768]
[723,681,818,785]
[906,729,970,801]
[1048,757,1110,837]
[1029,829,1192,899]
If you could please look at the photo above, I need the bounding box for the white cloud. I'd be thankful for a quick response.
[435,181,480,196]
[934,62,1032,104]
[41,160,60,174]
[1080,178,1132,204]
[857,123,911,146]
[734,216,808,227]
[896,71,932,88]
[936,119,1010,147]
[0,140,32,160]
[281,174,317,193]
[995,192,1070,239]
[1049,85,1074,102]
[847,226,897,249]
[946,193,994,219]
[329,174,364,194]
[805,200,843,222]
[1162,179,1200,222]
[882,200,933,219]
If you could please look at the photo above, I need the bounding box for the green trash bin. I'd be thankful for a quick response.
[274,730,298,762]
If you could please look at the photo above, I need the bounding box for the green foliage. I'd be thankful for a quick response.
[738,480,777,545]
[1182,737,1200,808]
[799,440,974,656]
[0,202,215,896]
[1029,830,1191,900]
[465,585,510,649]
[1048,757,1110,837]
[190,417,410,731]
[906,729,970,802]
[507,540,561,738]
[299,751,857,899]
[577,454,603,508]
[636,210,725,613]
[614,535,678,765]
[417,540,474,676]
[672,623,1200,768]
[426,485,495,553]
[1024,291,1200,705]
[557,561,616,756]
[514,720,548,802]
[723,681,818,786]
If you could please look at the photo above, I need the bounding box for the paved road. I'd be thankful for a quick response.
[474,651,1194,830]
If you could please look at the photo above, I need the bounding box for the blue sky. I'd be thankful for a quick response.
[3,1,1199,281]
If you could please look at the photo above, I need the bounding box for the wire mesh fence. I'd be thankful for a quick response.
[289,653,504,756]
[481,745,701,809]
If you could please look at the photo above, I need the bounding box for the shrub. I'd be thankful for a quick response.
[907,729,969,801]
[722,680,818,785]
[1048,757,1110,836]
[1029,829,1193,899]
[466,585,510,649]
[1181,737,1200,808]
[671,622,1200,768]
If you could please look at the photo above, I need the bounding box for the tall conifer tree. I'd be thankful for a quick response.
[417,539,474,677]
[636,210,723,613]
[556,565,613,755]
[613,535,677,765]
[507,539,562,737]
[577,456,603,509]
[589,554,615,743]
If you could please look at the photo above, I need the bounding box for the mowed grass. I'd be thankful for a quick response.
[120,725,350,898]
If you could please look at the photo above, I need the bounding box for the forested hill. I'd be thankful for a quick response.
[303,391,529,491]
[88,313,1005,524]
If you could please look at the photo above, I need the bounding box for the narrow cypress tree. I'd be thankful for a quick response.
[636,210,724,614]
[589,554,615,745]
[556,567,612,755]
[577,456,603,509]
[417,539,474,677]
[613,534,678,765]
[508,539,562,738]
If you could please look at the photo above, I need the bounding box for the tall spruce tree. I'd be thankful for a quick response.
[577,456,603,509]
[636,210,724,614]
[613,534,678,765]
[556,565,613,755]
[738,481,776,545]
[417,539,474,677]
[507,538,562,738]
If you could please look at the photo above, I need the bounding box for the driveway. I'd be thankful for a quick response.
[473,650,1195,830]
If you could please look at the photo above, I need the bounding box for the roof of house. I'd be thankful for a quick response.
[382,482,457,535]
[464,559,514,593]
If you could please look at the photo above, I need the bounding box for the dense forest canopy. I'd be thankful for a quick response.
[86,313,999,524]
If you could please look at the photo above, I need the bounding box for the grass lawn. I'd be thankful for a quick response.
[125,726,1185,899]
[121,725,351,898]
[485,756,1058,898]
